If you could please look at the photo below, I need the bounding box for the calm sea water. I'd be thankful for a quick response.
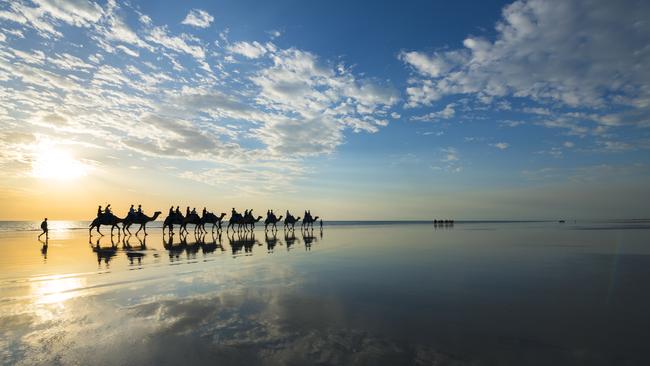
[1,221,649,365]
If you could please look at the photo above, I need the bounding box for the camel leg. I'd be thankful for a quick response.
[135,224,142,235]
[143,225,148,236]
[97,226,103,236]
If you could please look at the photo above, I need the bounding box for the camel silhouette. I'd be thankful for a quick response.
[284,215,301,230]
[89,213,124,236]
[163,212,184,235]
[264,214,283,231]
[200,212,227,233]
[227,213,262,232]
[123,211,161,236]
[181,213,204,235]
[302,215,320,229]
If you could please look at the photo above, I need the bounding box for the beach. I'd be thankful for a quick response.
[1,221,650,365]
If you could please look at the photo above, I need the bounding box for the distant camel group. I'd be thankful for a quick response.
[89,205,321,236]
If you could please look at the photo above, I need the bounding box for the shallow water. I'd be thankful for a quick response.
[1,221,649,365]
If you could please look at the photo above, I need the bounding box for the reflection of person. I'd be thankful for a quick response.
[38,218,48,239]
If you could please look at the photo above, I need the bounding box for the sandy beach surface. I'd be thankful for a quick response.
[1,221,649,365]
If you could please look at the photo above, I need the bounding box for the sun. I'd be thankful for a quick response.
[31,145,89,180]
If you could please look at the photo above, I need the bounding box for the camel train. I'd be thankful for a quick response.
[89,204,321,236]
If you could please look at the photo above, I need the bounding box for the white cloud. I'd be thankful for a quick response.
[116,45,139,57]
[249,48,398,155]
[401,0,650,130]
[0,0,103,37]
[491,142,510,150]
[411,103,455,122]
[228,41,267,59]
[432,147,462,172]
[181,9,214,28]
[146,26,206,60]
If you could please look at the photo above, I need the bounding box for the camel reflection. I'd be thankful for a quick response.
[433,220,455,230]
[301,228,318,251]
[90,236,118,268]
[284,230,300,251]
[265,231,281,253]
[123,235,146,266]
[228,231,258,256]
[163,233,186,262]
[197,232,224,256]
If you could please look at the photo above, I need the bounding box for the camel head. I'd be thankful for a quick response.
[219,213,226,219]
[277,215,283,221]
[313,216,319,221]
[152,211,162,220]
[256,216,263,222]
[296,217,301,221]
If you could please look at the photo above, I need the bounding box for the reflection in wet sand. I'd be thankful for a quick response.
[1,222,650,365]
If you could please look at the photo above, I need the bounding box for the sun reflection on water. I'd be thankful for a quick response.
[31,276,86,305]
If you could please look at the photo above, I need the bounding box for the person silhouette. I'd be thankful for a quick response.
[232,207,238,217]
[137,204,142,216]
[202,207,207,217]
[105,204,112,215]
[38,218,48,239]
[97,205,102,217]
[129,204,135,218]
[186,206,190,217]
[169,206,174,216]
[175,206,181,216]
[191,207,197,215]
[320,219,323,230]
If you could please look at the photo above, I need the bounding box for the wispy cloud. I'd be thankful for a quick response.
[181,9,214,28]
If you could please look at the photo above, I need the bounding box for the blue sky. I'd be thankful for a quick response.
[0,0,649,220]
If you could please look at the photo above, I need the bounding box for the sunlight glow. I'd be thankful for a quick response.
[31,277,85,305]
[31,145,89,180]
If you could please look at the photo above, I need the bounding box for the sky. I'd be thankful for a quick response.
[0,0,649,220]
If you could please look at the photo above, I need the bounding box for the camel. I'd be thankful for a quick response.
[243,215,263,231]
[302,215,320,229]
[123,211,161,235]
[181,213,204,235]
[163,213,184,234]
[227,213,262,232]
[264,214,283,231]
[283,215,301,230]
[227,213,243,232]
[200,212,227,233]
[89,213,124,236]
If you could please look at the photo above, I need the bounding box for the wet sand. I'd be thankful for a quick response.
[1,222,650,365]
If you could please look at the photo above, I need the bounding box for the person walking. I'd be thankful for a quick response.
[38,218,48,239]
